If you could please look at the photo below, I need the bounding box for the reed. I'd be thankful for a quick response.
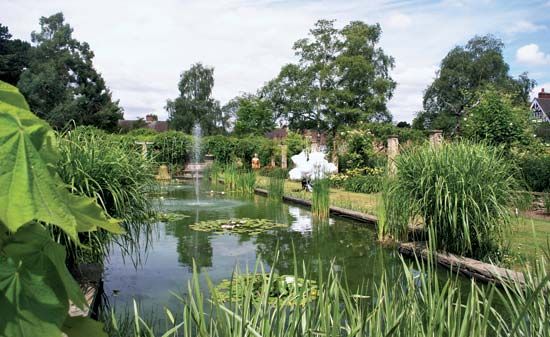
[106,247,550,337]
[385,141,517,261]
[222,163,238,190]
[55,127,157,267]
[267,170,286,201]
[235,169,256,194]
[311,178,330,218]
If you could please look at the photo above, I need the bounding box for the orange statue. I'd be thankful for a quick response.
[251,153,261,170]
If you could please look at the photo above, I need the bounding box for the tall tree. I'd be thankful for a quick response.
[233,94,275,136]
[166,63,225,135]
[17,13,122,131]
[0,23,31,85]
[262,19,395,134]
[414,35,535,135]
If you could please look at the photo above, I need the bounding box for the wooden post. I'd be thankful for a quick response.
[387,136,399,177]
[281,145,288,169]
[429,130,443,147]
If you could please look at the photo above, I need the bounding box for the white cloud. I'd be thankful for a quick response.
[516,44,550,65]
[385,13,412,29]
[505,20,546,34]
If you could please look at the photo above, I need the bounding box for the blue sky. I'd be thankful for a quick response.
[1,0,550,122]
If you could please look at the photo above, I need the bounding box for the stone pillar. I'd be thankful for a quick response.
[281,145,288,169]
[270,155,276,168]
[429,130,443,147]
[387,136,399,177]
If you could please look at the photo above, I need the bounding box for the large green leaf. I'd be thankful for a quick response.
[0,81,123,238]
[0,80,30,111]
[0,224,89,337]
[62,317,108,337]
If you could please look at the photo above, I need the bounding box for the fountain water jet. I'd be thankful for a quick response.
[192,123,202,204]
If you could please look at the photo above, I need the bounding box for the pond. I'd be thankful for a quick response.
[103,182,465,318]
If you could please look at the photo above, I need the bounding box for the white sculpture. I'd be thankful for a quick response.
[288,150,337,181]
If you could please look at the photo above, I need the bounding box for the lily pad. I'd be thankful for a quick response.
[213,273,318,306]
[158,212,189,222]
[189,218,287,234]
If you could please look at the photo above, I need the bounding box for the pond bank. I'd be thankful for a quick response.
[254,186,526,286]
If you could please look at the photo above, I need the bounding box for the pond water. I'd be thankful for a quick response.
[103,182,464,317]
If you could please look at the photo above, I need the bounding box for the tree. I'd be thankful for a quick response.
[233,95,275,136]
[17,13,122,131]
[415,35,535,135]
[0,23,31,85]
[262,19,395,134]
[462,87,535,149]
[396,121,411,128]
[166,63,225,135]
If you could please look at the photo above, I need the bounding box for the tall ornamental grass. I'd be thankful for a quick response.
[385,141,517,261]
[56,127,157,266]
[235,169,256,194]
[106,249,549,337]
[312,178,330,218]
[267,169,286,200]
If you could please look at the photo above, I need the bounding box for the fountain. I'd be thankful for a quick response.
[192,123,202,204]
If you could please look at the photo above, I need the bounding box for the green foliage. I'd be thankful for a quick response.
[330,167,384,193]
[311,179,330,218]
[518,153,550,192]
[385,141,517,261]
[416,35,535,135]
[462,88,535,149]
[284,131,306,157]
[0,80,116,336]
[17,13,122,131]
[233,96,275,136]
[166,63,227,135]
[204,135,236,164]
[0,23,31,85]
[534,122,550,143]
[262,19,395,132]
[235,170,256,194]
[149,131,193,166]
[267,170,286,201]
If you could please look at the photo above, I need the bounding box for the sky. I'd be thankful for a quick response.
[2,0,550,122]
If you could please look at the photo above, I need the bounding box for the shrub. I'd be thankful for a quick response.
[385,141,517,261]
[519,154,550,192]
[312,178,330,218]
[330,167,384,193]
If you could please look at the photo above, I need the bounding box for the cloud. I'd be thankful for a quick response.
[505,20,546,34]
[516,44,550,65]
[1,0,549,122]
[385,13,412,29]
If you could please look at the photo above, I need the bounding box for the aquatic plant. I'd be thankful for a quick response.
[311,178,330,218]
[267,169,286,200]
[158,212,189,222]
[214,273,318,305]
[56,126,157,266]
[235,169,256,194]
[385,141,517,261]
[190,218,287,235]
[107,247,550,337]
[222,163,238,190]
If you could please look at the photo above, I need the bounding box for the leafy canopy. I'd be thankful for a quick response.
[17,13,122,131]
[166,63,227,135]
[262,19,395,133]
[415,35,535,135]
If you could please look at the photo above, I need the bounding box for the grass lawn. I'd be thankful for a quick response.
[256,176,550,266]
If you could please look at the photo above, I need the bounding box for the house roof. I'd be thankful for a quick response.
[535,98,550,117]
[118,119,169,132]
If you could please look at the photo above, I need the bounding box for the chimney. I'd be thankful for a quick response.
[539,88,550,99]
[145,114,158,123]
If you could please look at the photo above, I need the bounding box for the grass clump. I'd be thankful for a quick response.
[267,169,286,200]
[385,141,517,261]
[235,169,256,194]
[311,178,330,218]
[56,126,157,266]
